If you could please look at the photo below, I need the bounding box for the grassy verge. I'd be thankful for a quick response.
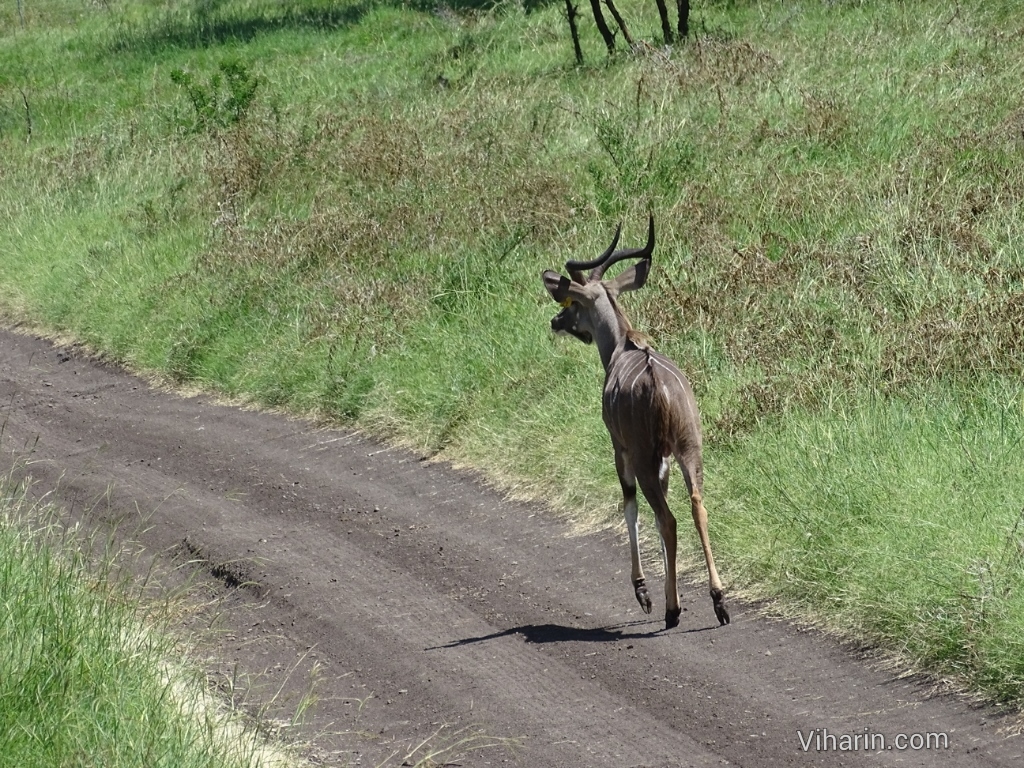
[714,381,1024,701]
[0,471,300,768]
[2,0,1023,706]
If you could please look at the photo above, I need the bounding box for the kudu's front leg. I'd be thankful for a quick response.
[615,446,651,614]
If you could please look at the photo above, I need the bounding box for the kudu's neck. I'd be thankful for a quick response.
[591,296,633,372]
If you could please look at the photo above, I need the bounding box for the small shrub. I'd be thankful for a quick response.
[170,59,261,133]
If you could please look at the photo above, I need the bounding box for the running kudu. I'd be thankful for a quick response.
[542,216,729,628]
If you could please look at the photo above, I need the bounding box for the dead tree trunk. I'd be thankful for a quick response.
[677,0,690,39]
[589,0,616,54]
[564,0,584,64]
[654,0,674,44]
[604,0,634,48]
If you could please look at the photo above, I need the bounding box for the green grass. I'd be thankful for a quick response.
[0,473,299,768]
[2,0,1024,706]
[714,381,1024,700]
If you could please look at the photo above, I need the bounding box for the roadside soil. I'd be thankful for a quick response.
[1,326,1021,767]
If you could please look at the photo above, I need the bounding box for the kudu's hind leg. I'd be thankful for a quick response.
[677,455,729,626]
[636,457,682,629]
[614,446,651,614]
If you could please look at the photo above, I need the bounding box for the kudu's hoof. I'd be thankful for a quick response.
[711,588,730,626]
[634,580,653,614]
[665,607,682,629]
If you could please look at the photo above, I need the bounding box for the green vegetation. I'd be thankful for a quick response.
[2,0,1023,706]
[0,473,298,768]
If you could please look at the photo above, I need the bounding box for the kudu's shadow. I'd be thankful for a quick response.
[426,618,717,651]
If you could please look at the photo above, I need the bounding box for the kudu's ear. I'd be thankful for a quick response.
[542,270,591,306]
[604,258,651,298]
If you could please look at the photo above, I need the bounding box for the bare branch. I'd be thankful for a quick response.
[588,0,616,55]
[604,0,634,48]
[654,0,674,45]
[17,86,32,143]
[677,0,690,39]
[564,0,584,65]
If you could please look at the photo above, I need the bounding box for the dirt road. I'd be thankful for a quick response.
[0,327,1020,766]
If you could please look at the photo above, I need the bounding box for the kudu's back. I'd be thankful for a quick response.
[602,334,704,491]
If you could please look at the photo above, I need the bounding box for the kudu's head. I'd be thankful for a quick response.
[542,216,654,350]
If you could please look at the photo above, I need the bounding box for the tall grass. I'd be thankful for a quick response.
[713,381,1024,701]
[0,473,299,768]
[2,0,1024,704]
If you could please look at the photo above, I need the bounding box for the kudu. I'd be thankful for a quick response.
[542,216,729,629]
